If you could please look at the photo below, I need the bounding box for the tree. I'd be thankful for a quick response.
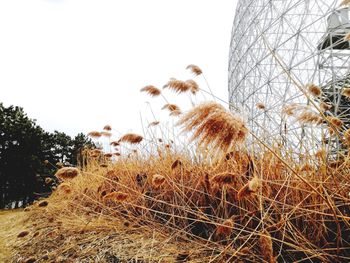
[0,103,95,208]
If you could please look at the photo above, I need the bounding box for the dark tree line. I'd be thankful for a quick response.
[0,103,94,209]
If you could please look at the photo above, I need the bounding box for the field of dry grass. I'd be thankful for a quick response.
[4,65,350,262]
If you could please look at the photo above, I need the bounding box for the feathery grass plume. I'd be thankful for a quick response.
[119,133,143,144]
[91,149,102,154]
[45,177,53,184]
[256,103,266,110]
[88,131,102,138]
[103,125,112,131]
[327,116,343,129]
[307,83,322,97]
[103,191,129,202]
[259,230,275,263]
[56,162,64,168]
[177,102,248,153]
[282,103,300,116]
[216,218,234,237]
[296,110,323,125]
[17,231,30,238]
[38,200,49,207]
[342,0,350,6]
[162,103,182,116]
[186,79,199,94]
[140,85,161,97]
[55,167,80,181]
[186,64,203,76]
[163,78,190,93]
[152,174,166,187]
[237,176,260,200]
[320,101,332,112]
[101,131,112,137]
[342,87,350,99]
[58,183,71,194]
[171,159,183,170]
[211,172,235,185]
[113,152,121,156]
[169,110,182,116]
[110,141,120,147]
[148,121,160,127]
[104,153,113,158]
[345,32,350,41]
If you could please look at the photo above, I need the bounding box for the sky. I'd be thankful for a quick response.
[0,0,238,138]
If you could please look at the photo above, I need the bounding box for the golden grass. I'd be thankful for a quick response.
[10,66,350,262]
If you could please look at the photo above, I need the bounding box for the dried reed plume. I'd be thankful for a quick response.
[88,131,102,138]
[320,101,332,112]
[103,125,112,131]
[163,78,190,93]
[103,191,129,202]
[110,141,120,147]
[55,167,80,181]
[148,121,160,127]
[104,153,113,158]
[211,172,235,185]
[307,83,322,97]
[45,177,53,184]
[58,183,72,194]
[186,64,202,76]
[345,32,350,41]
[169,110,182,116]
[119,133,143,144]
[259,230,275,263]
[296,110,323,125]
[163,78,199,95]
[152,174,166,187]
[171,159,183,170]
[178,102,248,153]
[342,87,350,99]
[342,0,350,6]
[216,218,234,237]
[38,200,49,207]
[282,103,300,116]
[186,79,199,94]
[17,231,30,238]
[327,116,343,129]
[256,103,266,110]
[162,104,181,116]
[140,85,161,97]
[237,176,260,200]
[56,162,64,168]
[101,131,112,137]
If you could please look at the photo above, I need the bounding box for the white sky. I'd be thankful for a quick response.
[0,0,238,138]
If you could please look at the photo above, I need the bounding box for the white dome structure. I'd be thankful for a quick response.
[229,0,350,151]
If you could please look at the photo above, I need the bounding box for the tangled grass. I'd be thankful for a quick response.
[12,65,350,262]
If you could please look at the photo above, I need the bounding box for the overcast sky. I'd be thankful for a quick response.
[0,0,238,138]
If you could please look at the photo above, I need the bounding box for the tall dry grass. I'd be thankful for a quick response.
[15,65,350,262]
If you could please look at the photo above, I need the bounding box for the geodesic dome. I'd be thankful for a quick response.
[229,0,350,150]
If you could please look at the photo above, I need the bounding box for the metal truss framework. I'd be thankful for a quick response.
[229,0,350,151]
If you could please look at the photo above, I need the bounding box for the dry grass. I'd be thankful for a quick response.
[8,66,350,262]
